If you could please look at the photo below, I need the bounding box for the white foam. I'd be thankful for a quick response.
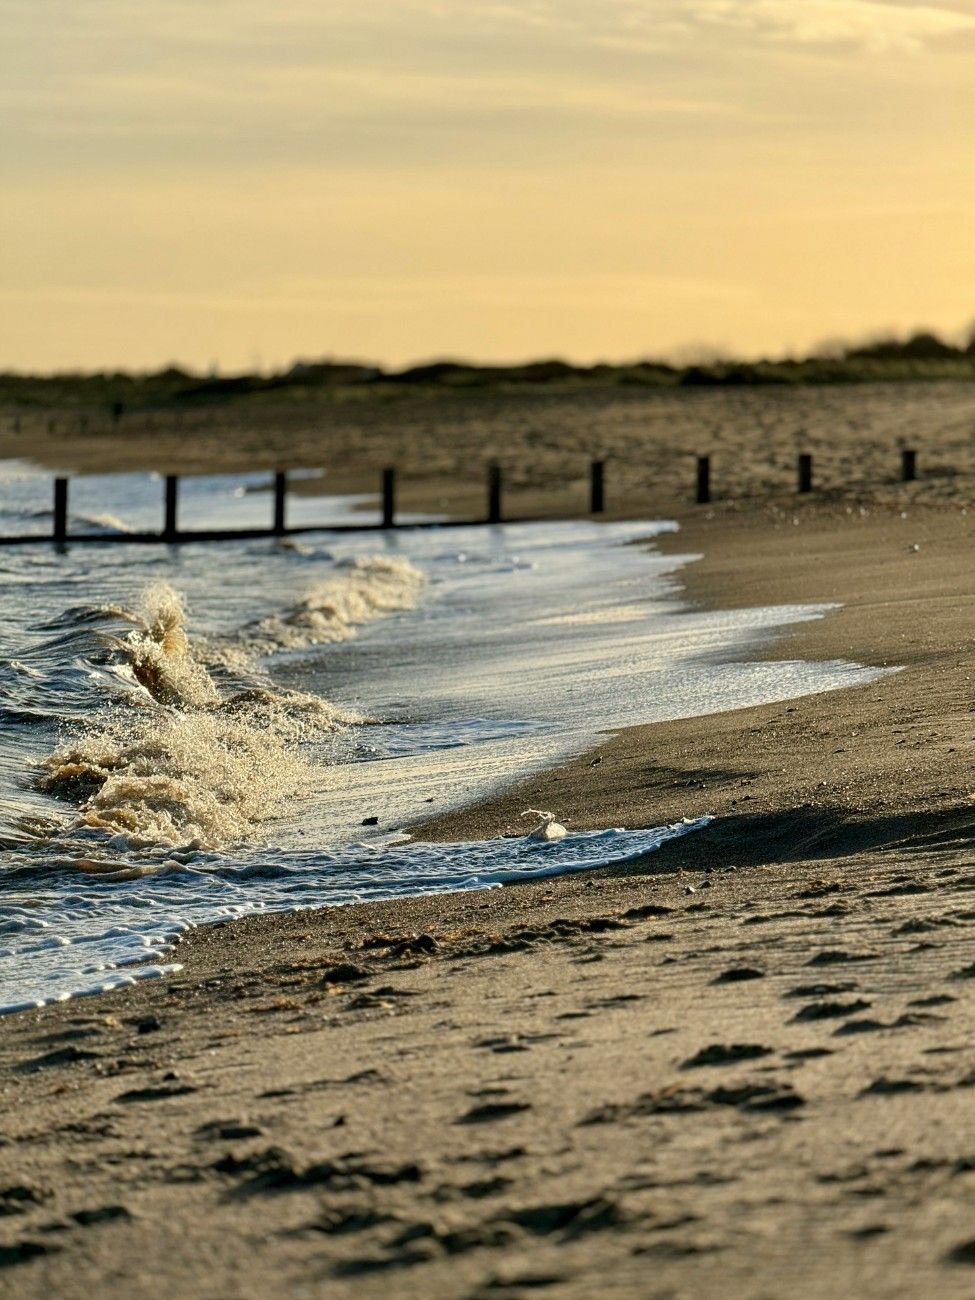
[244,554,425,652]
[0,818,707,1014]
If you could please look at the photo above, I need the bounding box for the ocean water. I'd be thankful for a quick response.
[0,463,892,1013]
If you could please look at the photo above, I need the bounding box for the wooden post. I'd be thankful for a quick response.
[798,453,813,494]
[381,467,396,529]
[902,448,917,482]
[163,475,179,540]
[590,460,605,514]
[273,470,287,534]
[53,478,68,542]
[696,455,710,505]
[488,462,502,524]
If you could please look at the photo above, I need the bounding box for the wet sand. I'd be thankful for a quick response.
[4,490,975,1295]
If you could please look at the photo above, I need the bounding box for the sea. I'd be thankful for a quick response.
[0,461,892,1013]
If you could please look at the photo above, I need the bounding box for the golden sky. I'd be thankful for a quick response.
[2,0,973,371]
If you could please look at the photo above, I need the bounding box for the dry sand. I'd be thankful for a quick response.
[4,401,975,1295]
[4,380,975,519]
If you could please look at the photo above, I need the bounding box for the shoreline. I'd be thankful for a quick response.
[415,500,974,846]
[4,498,975,1295]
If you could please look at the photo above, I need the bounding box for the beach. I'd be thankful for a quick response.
[6,0,974,1285]
[4,379,975,519]
[4,478,975,1297]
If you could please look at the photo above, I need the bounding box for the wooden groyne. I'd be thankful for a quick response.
[0,450,923,545]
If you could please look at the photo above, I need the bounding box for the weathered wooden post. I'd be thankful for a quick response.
[488,462,502,524]
[163,475,179,540]
[902,448,917,482]
[590,460,605,514]
[53,478,68,542]
[381,467,396,529]
[798,453,813,493]
[273,470,287,534]
[696,455,710,505]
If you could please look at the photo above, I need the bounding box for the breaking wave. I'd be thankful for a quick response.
[32,558,425,853]
[39,712,308,849]
[244,554,425,652]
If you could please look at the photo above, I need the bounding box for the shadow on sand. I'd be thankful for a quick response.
[605,803,975,878]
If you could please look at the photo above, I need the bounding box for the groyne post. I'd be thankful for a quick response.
[53,477,68,542]
[273,470,287,534]
[696,455,710,504]
[163,475,179,541]
[382,467,396,528]
[590,460,605,514]
[902,448,917,482]
[488,462,502,524]
[798,453,813,493]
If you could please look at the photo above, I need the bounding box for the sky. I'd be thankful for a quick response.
[2,0,973,371]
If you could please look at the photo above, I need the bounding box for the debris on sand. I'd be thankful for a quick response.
[522,810,567,841]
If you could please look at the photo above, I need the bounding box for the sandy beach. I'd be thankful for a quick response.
[4,469,975,1297]
[4,380,975,520]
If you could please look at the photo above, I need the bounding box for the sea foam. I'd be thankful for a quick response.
[35,559,423,854]
[245,554,425,652]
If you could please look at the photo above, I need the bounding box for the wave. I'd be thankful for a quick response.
[104,582,221,708]
[39,711,311,850]
[244,554,425,652]
[0,508,133,534]
[76,512,135,535]
[32,558,424,853]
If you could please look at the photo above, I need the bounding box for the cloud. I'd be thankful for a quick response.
[690,0,975,53]
[1,1,754,174]
[5,1,970,156]
[0,2,964,195]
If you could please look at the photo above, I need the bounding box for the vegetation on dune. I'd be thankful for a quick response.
[1,327,973,414]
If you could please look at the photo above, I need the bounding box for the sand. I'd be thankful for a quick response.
[4,380,975,520]
[5,401,975,1294]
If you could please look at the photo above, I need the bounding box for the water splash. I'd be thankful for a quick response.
[32,561,421,854]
